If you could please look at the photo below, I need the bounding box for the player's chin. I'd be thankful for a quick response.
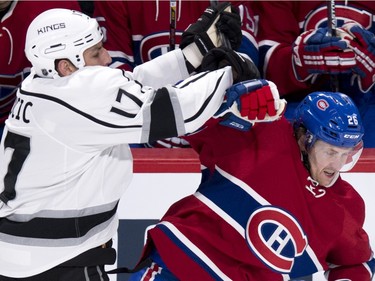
[319,171,338,187]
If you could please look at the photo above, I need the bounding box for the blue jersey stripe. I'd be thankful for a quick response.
[198,168,322,277]
[156,223,224,281]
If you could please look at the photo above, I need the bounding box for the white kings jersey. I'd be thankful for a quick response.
[0,49,233,277]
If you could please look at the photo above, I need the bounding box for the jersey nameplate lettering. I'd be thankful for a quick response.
[10,98,33,124]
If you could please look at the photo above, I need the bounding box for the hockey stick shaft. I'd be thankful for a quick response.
[210,0,232,49]
[327,0,337,37]
[327,0,339,91]
[169,0,177,51]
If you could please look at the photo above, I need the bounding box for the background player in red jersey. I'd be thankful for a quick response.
[253,1,375,148]
[0,6,259,280]
[0,0,82,140]
[94,0,257,71]
[94,0,259,148]
[127,82,374,280]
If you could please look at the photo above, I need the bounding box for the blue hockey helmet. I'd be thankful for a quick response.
[293,92,364,148]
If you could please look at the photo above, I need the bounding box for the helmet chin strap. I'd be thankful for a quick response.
[301,150,311,172]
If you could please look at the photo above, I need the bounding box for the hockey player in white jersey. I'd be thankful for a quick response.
[0,7,259,280]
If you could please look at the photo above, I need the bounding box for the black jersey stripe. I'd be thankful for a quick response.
[172,70,224,123]
[0,203,117,239]
[149,87,178,142]
[176,71,209,88]
[185,72,224,123]
[20,89,141,129]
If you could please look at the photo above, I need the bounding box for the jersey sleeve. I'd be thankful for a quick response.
[231,1,259,66]
[254,2,312,96]
[23,50,233,150]
[326,258,375,281]
[122,50,233,143]
[325,181,374,280]
[131,49,190,88]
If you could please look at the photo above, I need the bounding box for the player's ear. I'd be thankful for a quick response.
[297,134,308,152]
[56,59,78,77]
[294,126,308,152]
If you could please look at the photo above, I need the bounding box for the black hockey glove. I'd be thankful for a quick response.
[181,2,242,72]
[201,47,260,83]
[216,6,242,50]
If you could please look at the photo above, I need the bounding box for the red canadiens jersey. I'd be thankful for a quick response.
[254,1,375,148]
[94,1,258,71]
[0,0,81,126]
[144,118,374,280]
[254,1,375,97]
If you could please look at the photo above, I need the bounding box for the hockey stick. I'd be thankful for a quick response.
[327,0,339,92]
[169,0,177,50]
[209,0,232,49]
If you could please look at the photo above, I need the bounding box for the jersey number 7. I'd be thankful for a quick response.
[1,131,30,204]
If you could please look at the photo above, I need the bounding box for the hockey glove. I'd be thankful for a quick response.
[341,22,375,93]
[214,79,286,131]
[181,2,241,72]
[216,5,242,50]
[292,27,356,82]
[201,47,260,83]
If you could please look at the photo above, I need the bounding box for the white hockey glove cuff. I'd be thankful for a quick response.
[181,2,239,72]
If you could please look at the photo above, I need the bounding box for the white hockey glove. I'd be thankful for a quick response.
[181,2,242,73]
[214,79,286,131]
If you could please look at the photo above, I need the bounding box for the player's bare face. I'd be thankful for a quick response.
[83,42,112,67]
[308,140,353,187]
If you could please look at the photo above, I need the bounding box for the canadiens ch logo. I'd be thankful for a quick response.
[245,206,308,273]
[317,99,329,111]
[140,32,182,63]
[303,4,373,31]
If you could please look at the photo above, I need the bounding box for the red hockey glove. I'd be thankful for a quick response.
[214,79,286,131]
[341,22,375,93]
[292,27,356,82]
[181,2,241,72]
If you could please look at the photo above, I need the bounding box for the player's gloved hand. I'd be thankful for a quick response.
[201,47,260,83]
[215,5,242,50]
[181,2,241,72]
[341,22,375,93]
[214,79,286,131]
[292,27,356,82]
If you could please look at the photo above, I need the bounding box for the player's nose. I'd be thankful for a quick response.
[102,48,112,66]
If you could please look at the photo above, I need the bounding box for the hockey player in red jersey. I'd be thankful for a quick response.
[128,82,374,280]
[254,1,375,148]
[0,7,260,280]
[0,0,82,140]
[93,0,258,148]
